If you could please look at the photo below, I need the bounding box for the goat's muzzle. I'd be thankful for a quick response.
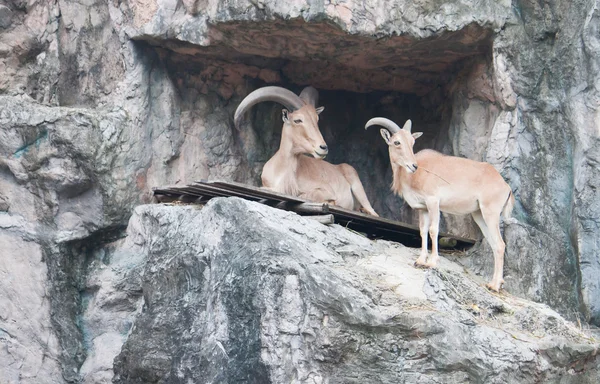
[407,163,418,173]
[313,148,328,159]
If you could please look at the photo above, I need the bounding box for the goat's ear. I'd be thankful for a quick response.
[315,106,325,115]
[402,119,412,133]
[412,132,423,139]
[380,129,392,144]
[282,109,290,123]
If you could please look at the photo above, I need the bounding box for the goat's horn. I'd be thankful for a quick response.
[234,86,305,128]
[365,117,402,134]
[299,86,319,107]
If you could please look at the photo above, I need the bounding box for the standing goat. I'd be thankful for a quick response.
[366,117,514,291]
[235,86,378,216]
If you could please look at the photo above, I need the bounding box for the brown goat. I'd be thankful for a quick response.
[366,117,514,291]
[235,86,378,215]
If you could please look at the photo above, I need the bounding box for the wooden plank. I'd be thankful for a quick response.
[327,204,420,232]
[204,180,307,204]
[306,214,335,225]
[277,201,329,214]
[153,180,477,249]
[156,184,260,201]
[327,204,475,246]
[186,184,259,200]
[153,187,187,196]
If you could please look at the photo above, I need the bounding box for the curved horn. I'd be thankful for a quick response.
[234,86,305,128]
[365,117,402,134]
[299,86,319,107]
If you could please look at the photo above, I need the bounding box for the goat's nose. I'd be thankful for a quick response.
[319,144,328,151]
[413,164,418,170]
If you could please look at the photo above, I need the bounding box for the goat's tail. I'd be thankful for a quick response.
[502,190,515,219]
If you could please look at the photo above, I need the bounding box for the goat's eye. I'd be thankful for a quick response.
[293,119,302,124]
[393,141,401,146]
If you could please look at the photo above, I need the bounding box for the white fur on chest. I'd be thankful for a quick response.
[276,173,300,196]
[263,164,298,196]
[398,183,427,209]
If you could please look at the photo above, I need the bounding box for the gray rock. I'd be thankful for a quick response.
[1,0,600,381]
[0,5,12,29]
[104,198,599,383]
[0,230,64,384]
[0,193,8,212]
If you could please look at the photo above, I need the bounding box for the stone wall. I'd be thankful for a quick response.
[1,0,600,381]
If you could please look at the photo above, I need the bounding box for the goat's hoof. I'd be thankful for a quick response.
[360,209,379,217]
[424,262,438,269]
[414,261,429,269]
[486,282,502,292]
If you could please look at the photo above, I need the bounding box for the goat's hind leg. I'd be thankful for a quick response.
[476,207,506,292]
[339,164,379,216]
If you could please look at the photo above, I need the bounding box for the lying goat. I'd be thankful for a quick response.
[366,117,514,291]
[235,86,378,216]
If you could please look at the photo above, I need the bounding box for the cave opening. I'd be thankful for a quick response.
[138,19,494,223]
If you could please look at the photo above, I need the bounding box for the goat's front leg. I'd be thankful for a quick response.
[415,209,430,267]
[260,185,276,192]
[425,200,441,268]
[301,188,336,206]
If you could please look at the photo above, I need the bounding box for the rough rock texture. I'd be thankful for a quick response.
[1,0,600,382]
[102,198,600,383]
[442,0,600,325]
[0,225,63,383]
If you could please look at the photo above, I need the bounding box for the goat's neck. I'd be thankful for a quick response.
[268,124,300,194]
[392,163,411,197]
[275,124,300,170]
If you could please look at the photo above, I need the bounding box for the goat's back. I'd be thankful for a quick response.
[402,150,511,214]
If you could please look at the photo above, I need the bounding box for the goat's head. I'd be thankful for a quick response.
[365,118,423,173]
[235,86,328,159]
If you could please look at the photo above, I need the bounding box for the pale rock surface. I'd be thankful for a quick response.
[0,230,63,384]
[1,0,600,381]
[100,198,599,383]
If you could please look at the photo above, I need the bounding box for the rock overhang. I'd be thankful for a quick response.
[134,18,494,95]
[127,16,501,224]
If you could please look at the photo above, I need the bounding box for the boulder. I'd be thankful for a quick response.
[83,197,600,383]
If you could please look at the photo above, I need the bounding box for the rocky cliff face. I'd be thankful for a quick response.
[1,0,600,382]
[80,198,600,383]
